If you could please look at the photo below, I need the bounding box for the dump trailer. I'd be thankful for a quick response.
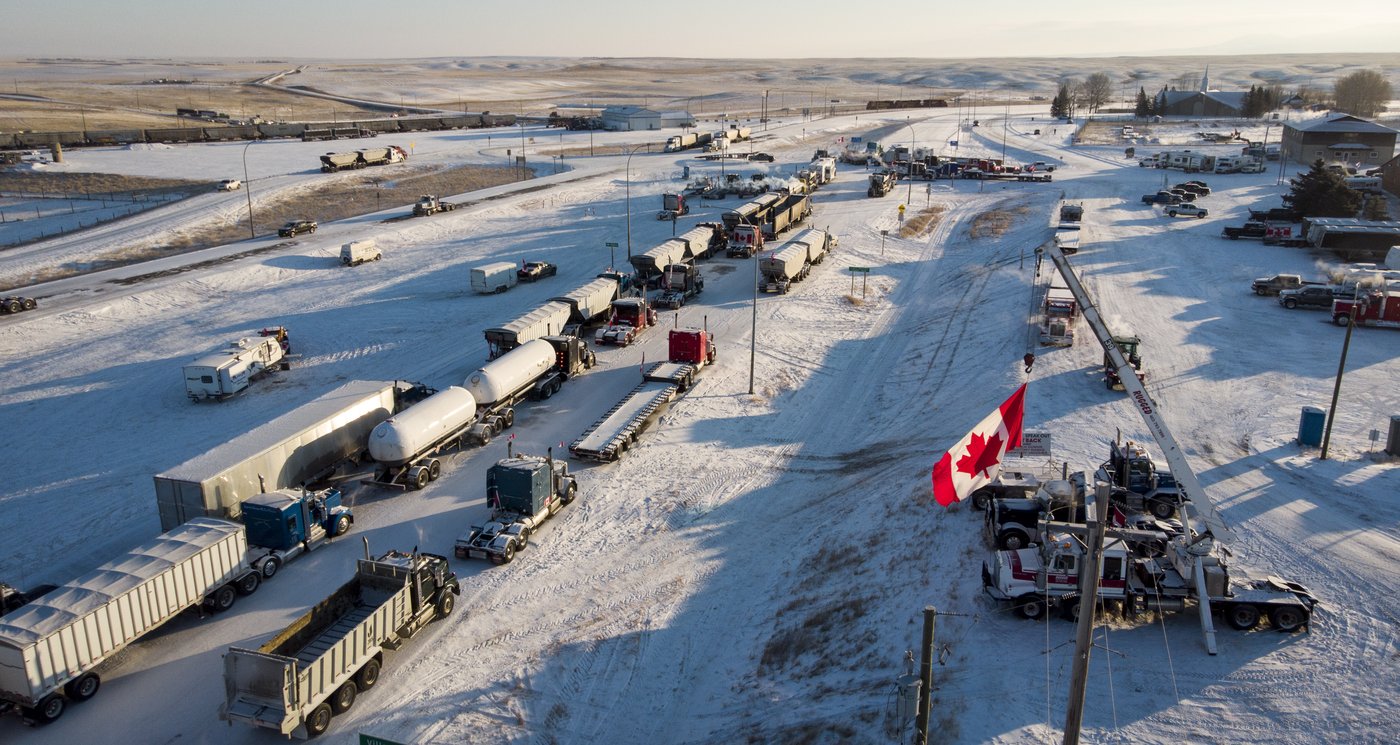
[220,550,459,739]
[790,228,833,265]
[155,380,420,530]
[551,276,620,333]
[463,335,595,444]
[319,151,361,173]
[675,224,721,261]
[0,518,260,725]
[484,300,572,358]
[595,297,658,346]
[868,170,897,197]
[722,193,782,232]
[455,447,578,564]
[183,327,291,401]
[241,487,354,579]
[628,239,688,284]
[763,193,812,239]
[759,243,811,294]
[357,146,407,167]
[570,328,716,462]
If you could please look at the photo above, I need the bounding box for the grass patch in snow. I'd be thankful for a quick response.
[969,205,1031,239]
[898,204,946,238]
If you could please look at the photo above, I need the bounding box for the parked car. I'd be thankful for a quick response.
[1174,182,1209,196]
[277,219,317,237]
[1141,191,1183,206]
[1166,203,1208,218]
[748,152,775,162]
[1279,285,1337,309]
[1167,189,1197,202]
[517,260,558,282]
[1221,222,1268,240]
[217,179,242,191]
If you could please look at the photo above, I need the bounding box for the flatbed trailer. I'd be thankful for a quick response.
[569,363,698,462]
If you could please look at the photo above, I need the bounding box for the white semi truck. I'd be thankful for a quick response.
[220,549,459,739]
[0,519,261,725]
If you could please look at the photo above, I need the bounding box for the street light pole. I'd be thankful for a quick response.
[906,117,915,206]
[241,140,256,239]
[749,218,758,395]
[625,143,646,260]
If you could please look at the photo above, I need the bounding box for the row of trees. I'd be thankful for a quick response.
[1059,69,1392,120]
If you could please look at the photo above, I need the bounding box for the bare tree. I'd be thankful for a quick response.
[1083,73,1114,113]
[1333,69,1393,118]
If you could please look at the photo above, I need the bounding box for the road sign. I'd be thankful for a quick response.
[360,735,407,745]
[605,242,619,247]
[1007,431,1052,458]
[848,267,871,273]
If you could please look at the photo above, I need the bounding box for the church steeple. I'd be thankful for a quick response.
[1200,65,1211,92]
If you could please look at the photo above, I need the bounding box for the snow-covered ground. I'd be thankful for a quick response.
[1,106,1397,744]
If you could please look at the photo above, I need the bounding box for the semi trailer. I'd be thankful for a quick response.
[483,300,572,358]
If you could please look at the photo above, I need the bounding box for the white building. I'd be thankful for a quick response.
[601,106,661,132]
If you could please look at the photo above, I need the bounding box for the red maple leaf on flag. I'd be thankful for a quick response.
[955,431,1005,479]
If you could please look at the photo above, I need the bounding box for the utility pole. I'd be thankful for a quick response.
[1063,484,1109,745]
[1321,289,1362,459]
[914,606,936,745]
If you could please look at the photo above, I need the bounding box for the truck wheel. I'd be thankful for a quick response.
[562,482,577,505]
[436,592,456,618]
[333,514,351,537]
[236,571,261,596]
[1270,605,1306,632]
[997,530,1028,551]
[305,703,333,737]
[260,556,282,579]
[1283,298,1297,309]
[1015,595,1046,620]
[28,693,66,725]
[331,682,357,714]
[1168,210,1178,217]
[208,584,237,613]
[970,489,993,511]
[1149,499,1176,520]
[1333,314,1350,327]
[427,459,442,481]
[1254,286,1266,296]
[503,408,515,429]
[1225,603,1260,630]
[499,542,516,564]
[22,297,37,310]
[1059,594,1081,622]
[409,466,430,490]
[64,673,100,702]
[355,658,382,691]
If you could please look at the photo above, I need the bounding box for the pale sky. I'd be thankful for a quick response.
[8,0,1400,58]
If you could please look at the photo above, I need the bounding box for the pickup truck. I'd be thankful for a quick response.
[1221,222,1267,240]
[1248,207,1300,223]
[1166,203,1208,218]
[517,261,558,282]
[1173,182,1209,196]
[277,219,317,237]
[217,179,242,191]
[1141,191,1183,205]
[1252,273,1322,296]
[1279,285,1337,309]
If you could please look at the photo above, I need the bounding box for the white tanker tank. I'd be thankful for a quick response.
[367,386,477,466]
[463,339,556,408]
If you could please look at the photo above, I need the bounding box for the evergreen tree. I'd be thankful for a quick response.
[1283,160,1364,218]
[1134,87,1151,118]
[1051,83,1072,119]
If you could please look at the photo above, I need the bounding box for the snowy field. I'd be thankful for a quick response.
[1,102,1398,744]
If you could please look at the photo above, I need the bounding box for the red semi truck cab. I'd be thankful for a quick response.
[1333,290,1400,329]
[668,328,717,366]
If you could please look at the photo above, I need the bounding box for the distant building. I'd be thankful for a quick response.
[1155,67,1247,117]
[658,111,694,128]
[601,106,661,132]
[1378,153,1400,197]
[1281,114,1398,170]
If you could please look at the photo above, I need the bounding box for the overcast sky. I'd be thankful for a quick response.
[7,0,1400,58]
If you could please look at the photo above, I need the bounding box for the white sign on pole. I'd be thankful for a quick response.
[1007,430,1052,458]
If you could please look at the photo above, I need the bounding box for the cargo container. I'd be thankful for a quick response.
[155,380,421,530]
[471,261,519,295]
[0,519,259,725]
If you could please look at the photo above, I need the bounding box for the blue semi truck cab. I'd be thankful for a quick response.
[241,487,353,579]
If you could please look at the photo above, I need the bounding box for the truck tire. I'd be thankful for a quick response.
[236,571,261,596]
[208,584,237,613]
[331,682,357,714]
[1148,499,1176,520]
[305,703,333,737]
[1283,298,1298,309]
[427,459,442,481]
[64,673,100,702]
[260,556,282,579]
[1015,595,1046,620]
[1270,605,1306,632]
[355,658,382,691]
[1333,314,1351,327]
[409,466,430,490]
[970,489,993,511]
[503,408,515,429]
[497,542,516,565]
[333,514,351,537]
[562,482,577,505]
[997,529,1029,551]
[1059,594,1081,622]
[1225,603,1260,630]
[1168,210,1178,217]
[27,693,66,725]
[436,592,456,619]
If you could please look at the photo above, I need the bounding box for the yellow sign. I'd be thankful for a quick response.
[898,204,906,213]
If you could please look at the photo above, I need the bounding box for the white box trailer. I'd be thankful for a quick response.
[340,240,381,266]
[184,333,288,401]
[471,262,519,294]
[0,518,257,725]
[483,301,572,358]
[155,380,415,530]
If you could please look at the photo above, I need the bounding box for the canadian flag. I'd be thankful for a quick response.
[930,384,1026,507]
